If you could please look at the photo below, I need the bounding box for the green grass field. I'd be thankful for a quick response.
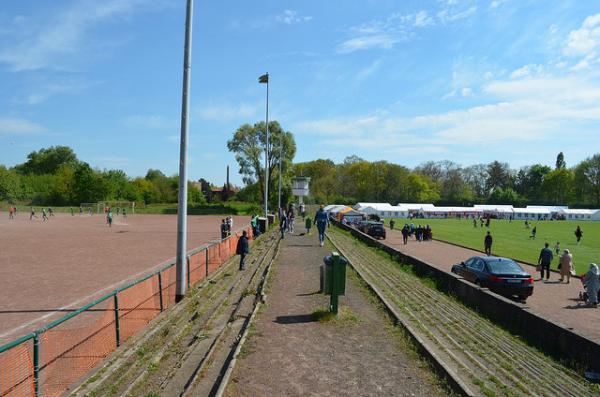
[385,218,599,274]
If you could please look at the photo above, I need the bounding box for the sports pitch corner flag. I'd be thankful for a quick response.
[259,73,268,83]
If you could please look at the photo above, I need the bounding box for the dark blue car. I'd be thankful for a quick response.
[451,256,534,301]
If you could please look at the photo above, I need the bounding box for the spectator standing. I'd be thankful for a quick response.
[236,230,250,270]
[575,226,583,244]
[220,219,228,239]
[305,216,312,234]
[227,216,233,234]
[8,206,14,220]
[554,242,561,256]
[473,218,477,228]
[107,210,113,227]
[559,249,574,283]
[537,242,553,281]
[484,232,493,256]
[401,224,409,245]
[314,205,329,247]
[584,263,600,307]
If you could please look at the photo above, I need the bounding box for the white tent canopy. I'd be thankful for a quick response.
[559,209,600,221]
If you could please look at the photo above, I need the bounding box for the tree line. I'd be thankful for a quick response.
[0,146,206,206]
[294,153,600,207]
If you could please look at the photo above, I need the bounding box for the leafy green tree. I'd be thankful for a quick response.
[227,121,296,207]
[555,152,566,170]
[542,169,573,204]
[584,154,600,205]
[405,173,440,202]
[0,166,22,202]
[488,188,521,205]
[15,146,78,175]
[485,161,511,192]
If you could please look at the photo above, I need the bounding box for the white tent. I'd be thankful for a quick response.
[422,206,482,218]
[558,209,600,221]
[513,207,551,220]
[354,203,409,218]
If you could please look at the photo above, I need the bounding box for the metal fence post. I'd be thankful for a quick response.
[205,248,209,277]
[158,272,164,312]
[186,256,191,288]
[33,333,40,397]
[113,293,121,347]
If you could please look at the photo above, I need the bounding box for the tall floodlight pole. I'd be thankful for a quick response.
[176,0,194,302]
[278,139,282,210]
[259,73,269,218]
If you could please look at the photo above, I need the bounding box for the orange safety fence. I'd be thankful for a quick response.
[0,338,34,397]
[0,225,254,397]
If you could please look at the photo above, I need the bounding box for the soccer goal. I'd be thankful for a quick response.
[79,202,103,214]
[99,201,136,215]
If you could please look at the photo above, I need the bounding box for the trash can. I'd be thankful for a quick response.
[321,253,347,296]
[258,217,268,234]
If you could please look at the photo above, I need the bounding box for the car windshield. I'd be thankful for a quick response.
[486,259,523,274]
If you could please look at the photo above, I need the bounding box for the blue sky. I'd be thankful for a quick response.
[0,1,599,186]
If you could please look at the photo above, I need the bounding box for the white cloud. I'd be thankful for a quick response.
[563,13,600,71]
[414,11,435,27]
[275,10,313,25]
[293,72,600,153]
[0,118,47,136]
[437,6,477,24]
[356,59,383,80]
[196,102,260,122]
[124,115,178,130]
[338,34,400,53]
[490,0,508,9]
[461,87,473,97]
[510,64,544,79]
[0,0,159,71]
[565,13,600,56]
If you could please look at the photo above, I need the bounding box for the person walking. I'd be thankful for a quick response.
[584,263,600,307]
[8,206,14,220]
[473,218,477,228]
[558,249,574,283]
[554,242,561,256]
[287,204,295,234]
[575,226,583,244]
[401,224,409,245]
[537,242,554,281]
[107,210,113,227]
[30,207,37,220]
[314,205,329,247]
[484,231,493,256]
[305,216,312,234]
[236,230,250,270]
[389,219,395,230]
[279,212,288,240]
[42,208,49,222]
[530,226,537,239]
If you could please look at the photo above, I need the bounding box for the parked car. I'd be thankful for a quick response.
[451,256,533,301]
[356,220,373,233]
[366,222,386,240]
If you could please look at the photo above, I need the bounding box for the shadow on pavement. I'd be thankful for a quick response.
[274,314,317,324]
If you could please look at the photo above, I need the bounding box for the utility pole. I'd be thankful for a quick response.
[176,0,193,302]
[259,73,269,218]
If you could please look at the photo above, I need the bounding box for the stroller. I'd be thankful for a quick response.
[578,274,600,303]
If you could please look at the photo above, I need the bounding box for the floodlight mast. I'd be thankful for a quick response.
[176,0,193,302]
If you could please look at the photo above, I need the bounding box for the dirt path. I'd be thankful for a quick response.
[226,227,444,397]
[383,227,600,342]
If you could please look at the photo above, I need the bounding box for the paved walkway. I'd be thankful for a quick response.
[225,227,444,397]
[383,227,600,342]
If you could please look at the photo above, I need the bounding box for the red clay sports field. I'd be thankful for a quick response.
[0,212,249,345]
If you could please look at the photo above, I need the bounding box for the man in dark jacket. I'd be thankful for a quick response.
[314,205,329,247]
[484,231,493,256]
[538,242,554,281]
[220,219,228,240]
[236,230,250,270]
